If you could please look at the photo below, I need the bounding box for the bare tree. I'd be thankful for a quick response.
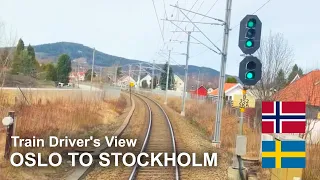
[251,32,294,100]
[0,21,17,87]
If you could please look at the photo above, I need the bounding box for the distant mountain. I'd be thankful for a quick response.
[33,42,233,79]
[34,42,141,66]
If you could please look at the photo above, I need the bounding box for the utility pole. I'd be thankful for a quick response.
[129,65,132,83]
[212,0,233,146]
[151,60,155,92]
[164,50,171,105]
[181,32,191,116]
[99,67,102,83]
[114,65,118,86]
[129,65,132,102]
[137,63,142,89]
[197,69,200,103]
[90,48,95,91]
[77,61,80,88]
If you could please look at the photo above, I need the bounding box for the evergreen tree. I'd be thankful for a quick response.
[16,38,25,52]
[85,69,96,81]
[287,64,303,83]
[152,76,158,89]
[226,77,237,83]
[27,44,36,60]
[11,38,25,74]
[56,54,72,83]
[298,68,303,76]
[45,63,57,81]
[117,67,122,78]
[141,80,148,88]
[275,69,286,90]
[20,50,32,75]
[26,44,39,77]
[160,62,175,90]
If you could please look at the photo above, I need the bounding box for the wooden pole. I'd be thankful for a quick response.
[4,111,15,160]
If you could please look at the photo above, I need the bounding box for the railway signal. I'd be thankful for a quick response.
[239,56,262,86]
[238,15,262,55]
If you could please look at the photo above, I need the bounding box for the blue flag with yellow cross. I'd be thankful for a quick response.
[262,140,306,168]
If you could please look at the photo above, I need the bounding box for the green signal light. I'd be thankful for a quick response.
[246,71,255,79]
[247,19,256,28]
[245,40,254,48]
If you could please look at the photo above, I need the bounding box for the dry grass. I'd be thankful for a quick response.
[303,143,320,180]
[0,89,127,180]
[152,94,320,179]
[163,96,261,157]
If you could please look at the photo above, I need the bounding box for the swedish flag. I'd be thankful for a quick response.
[262,140,306,168]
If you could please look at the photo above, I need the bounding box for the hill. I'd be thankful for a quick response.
[34,42,141,66]
[33,42,231,79]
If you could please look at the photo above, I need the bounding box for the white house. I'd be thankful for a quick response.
[174,74,184,92]
[207,88,214,94]
[207,83,254,101]
[138,74,152,88]
[69,72,85,82]
[116,76,136,88]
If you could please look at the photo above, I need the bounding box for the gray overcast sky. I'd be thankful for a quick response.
[1,0,319,76]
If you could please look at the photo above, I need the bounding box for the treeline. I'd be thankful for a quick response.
[11,39,39,77]
[275,64,304,91]
[10,39,72,84]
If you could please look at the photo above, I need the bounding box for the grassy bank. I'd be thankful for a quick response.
[152,95,261,157]
[0,89,127,179]
[151,94,319,179]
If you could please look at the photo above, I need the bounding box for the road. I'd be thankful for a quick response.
[0,84,101,91]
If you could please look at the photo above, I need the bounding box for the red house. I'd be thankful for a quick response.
[190,85,207,99]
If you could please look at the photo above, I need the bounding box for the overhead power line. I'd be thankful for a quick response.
[162,0,168,18]
[215,0,272,43]
[167,19,220,54]
[171,5,224,23]
[152,0,165,43]
[199,0,219,21]
[190,0,272,59]
[178,8,222,53]
[169,0,200,42]
[170,0,205,46]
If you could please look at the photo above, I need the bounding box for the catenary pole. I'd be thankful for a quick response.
[212,0,233,146]
[197,69,200,103]
[114,65,118,86]
[138,63,142,89]
[151,60,155,92]
[77,61,80,88]
[181,32,191,116]
[164,50,171,105]
[90,48,95,91]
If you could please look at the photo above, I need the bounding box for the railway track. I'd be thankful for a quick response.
[129,93,179,180]
[69,92,179,180]
[66,92,136,180]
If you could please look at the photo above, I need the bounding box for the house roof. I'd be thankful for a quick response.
[208,83,238,96]
[117,75,136,83]
[189,85,207,93]
[275,70,320,106]
[290,74,301,84]
[174,74,183,82]
[140,74,151,80]
[70,72,85,76]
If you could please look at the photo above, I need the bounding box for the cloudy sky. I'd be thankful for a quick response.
[1,0,319,76]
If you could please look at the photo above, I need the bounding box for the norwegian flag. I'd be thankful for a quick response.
[262,101,306,133]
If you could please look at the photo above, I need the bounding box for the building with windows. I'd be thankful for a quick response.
[174,74,184,92]
[207,83,249,101]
